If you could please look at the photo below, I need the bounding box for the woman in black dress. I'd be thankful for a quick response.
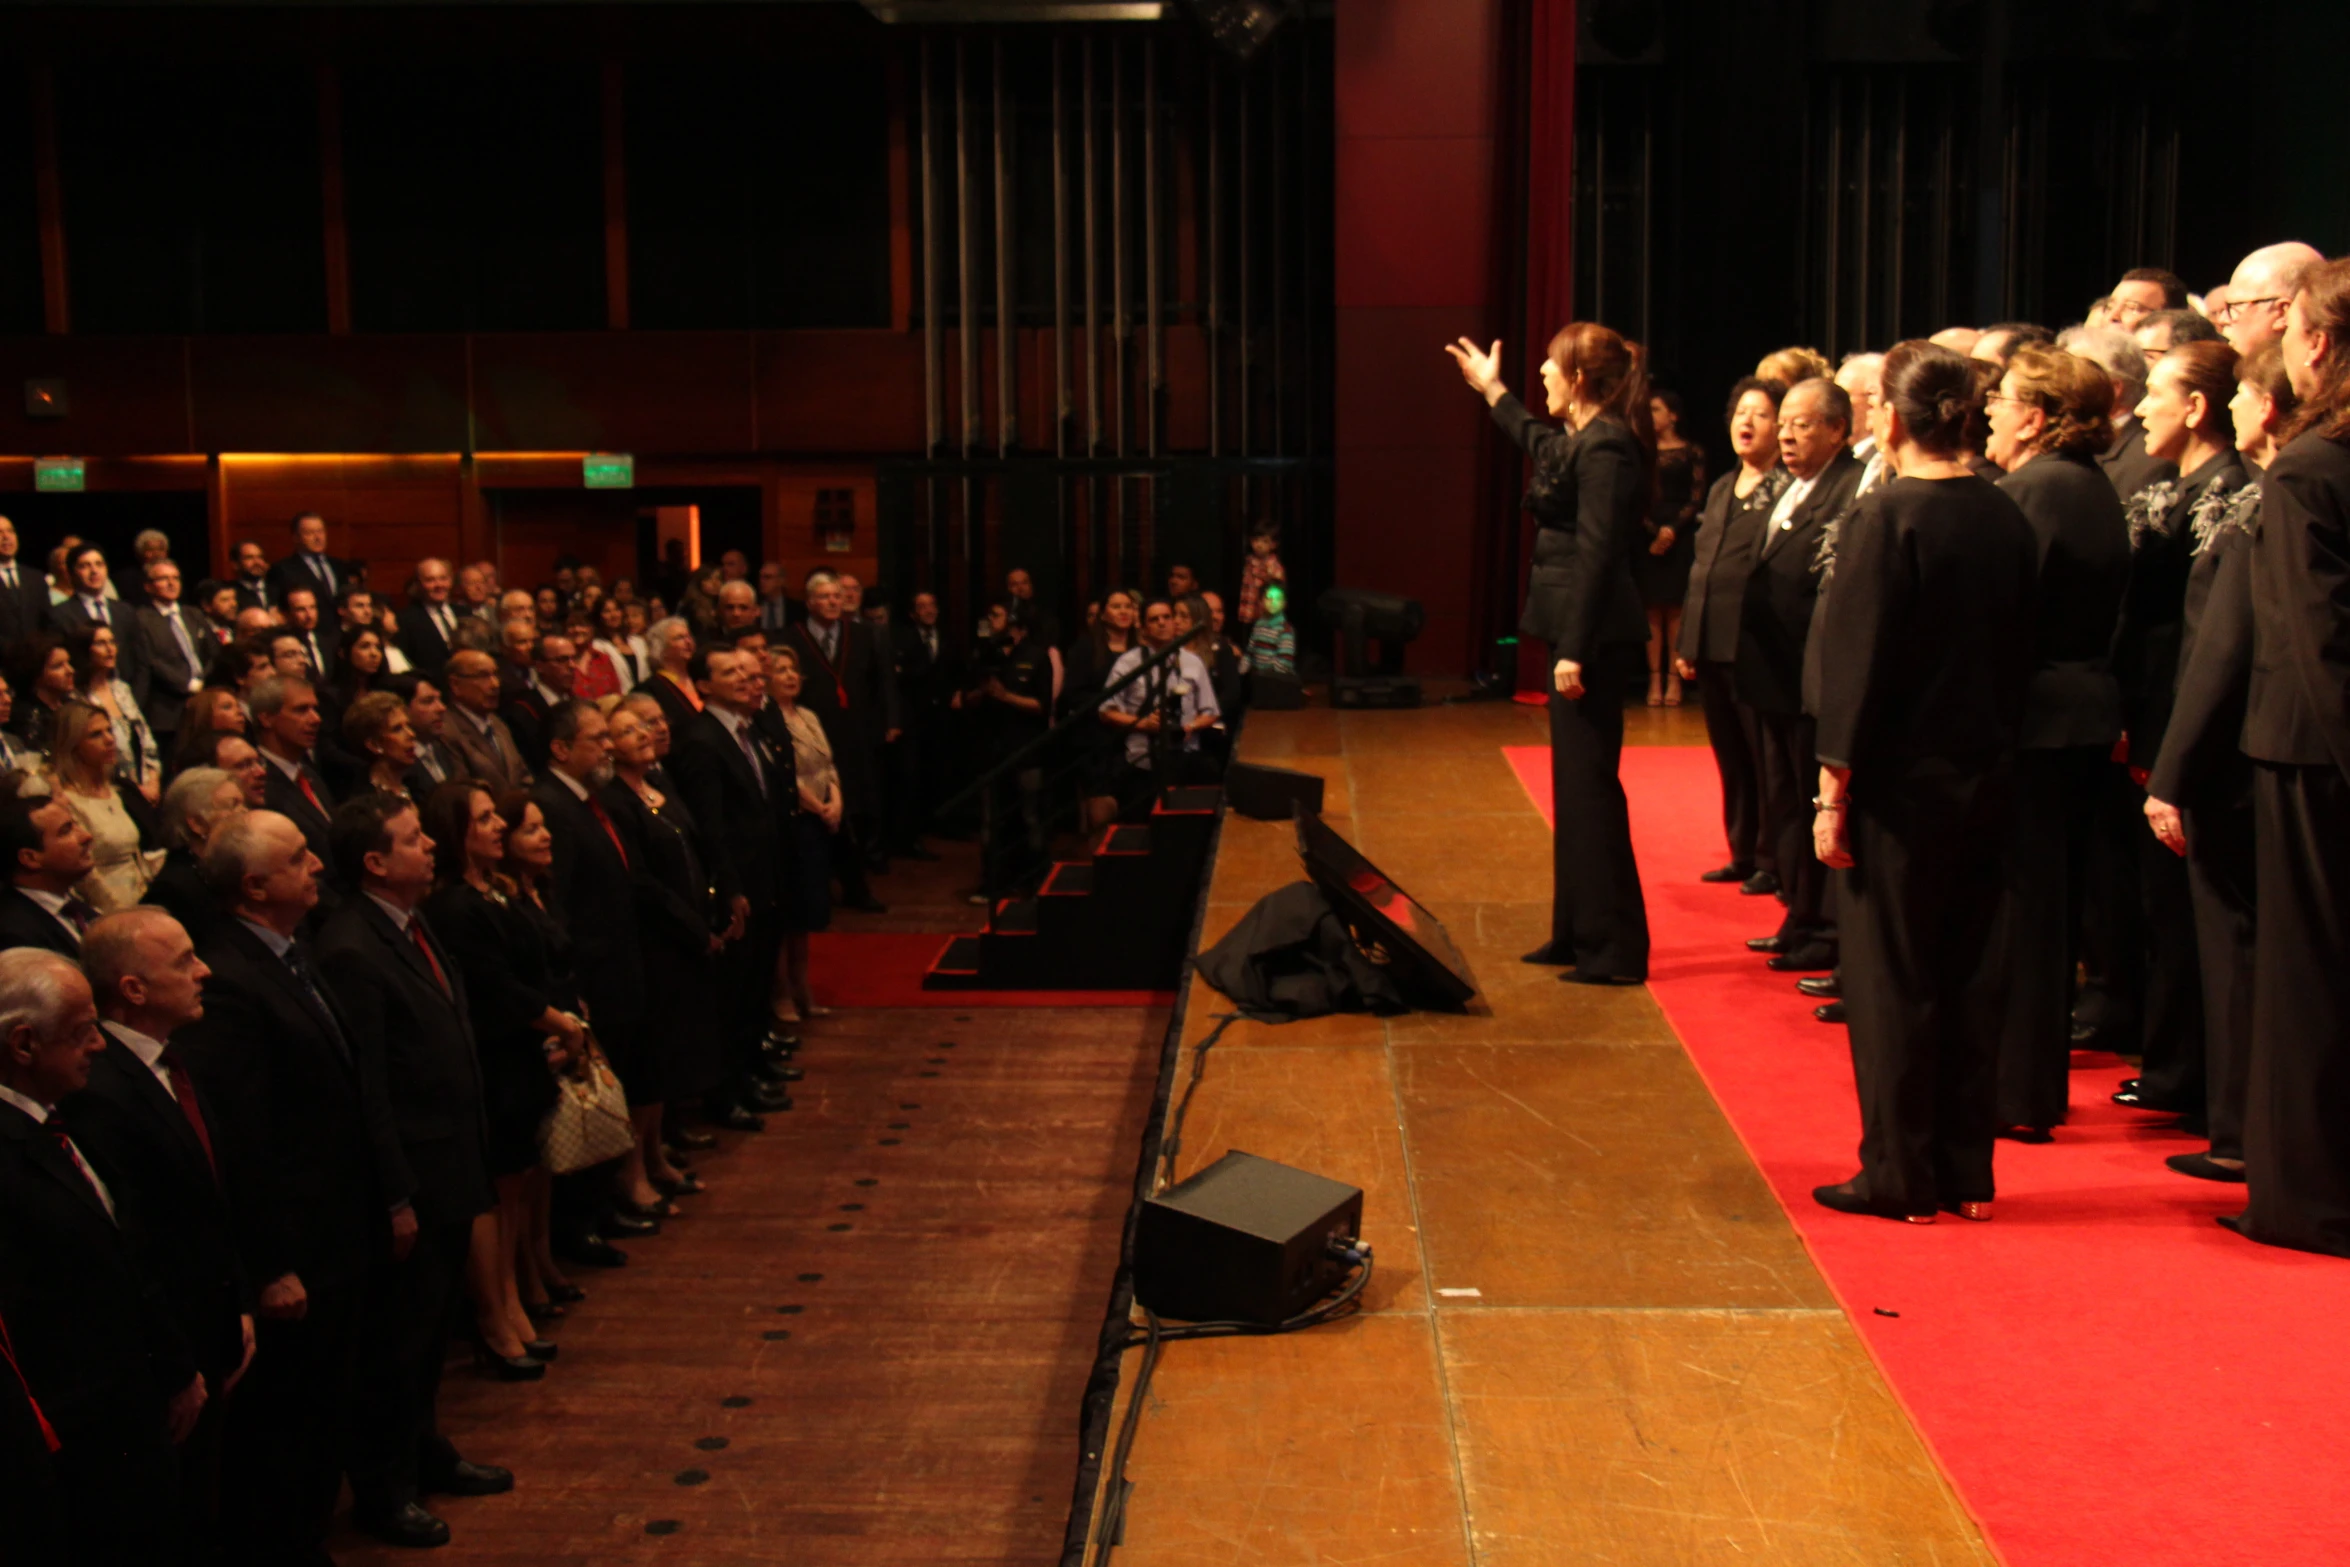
[420,781,585,1373]
[1449,323,1653,983]
[1810,341,2041,1222]
[1637,389,1706,707]
[1983,343,2132,1138]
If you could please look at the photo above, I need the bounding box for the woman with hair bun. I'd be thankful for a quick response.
[1449,323,1652,983]
[1982,343,2133,1140]
[1808,340,2039,1222]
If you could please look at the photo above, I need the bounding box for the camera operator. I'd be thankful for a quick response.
[1099,598,1221,817]
[977,601,1052,895]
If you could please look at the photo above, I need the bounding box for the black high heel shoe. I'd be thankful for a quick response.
[471,1339,548,1382]
[522,1338,559,1362]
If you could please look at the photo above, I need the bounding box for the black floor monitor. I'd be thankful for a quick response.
[1292,807,1479,1010]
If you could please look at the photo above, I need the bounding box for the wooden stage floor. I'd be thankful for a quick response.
[1095,697,1998,1567]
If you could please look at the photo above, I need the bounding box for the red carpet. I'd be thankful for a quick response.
[808,931,1174,1010]
[1506,744,2350,1566]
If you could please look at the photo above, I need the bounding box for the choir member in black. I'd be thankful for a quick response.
[419,782,580,1378]
[2145,344,2284,1185]
[318,793,507,1549]
[1638,389,1705,707]
[1811,341,2041,1221]
[1675,380,1789,888]
[68,909,252,1559]
[605,700,735,1144]
[2225,261,2350,1257]
[1983,344,2132,1138]
[2105,342,2251,1128]
[0,946,206,1566]
[1449,323,1652,983]
[1737,378,1866,972]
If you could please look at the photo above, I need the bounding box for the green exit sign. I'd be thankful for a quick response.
[583,452,633,489]
[33,457,84,493]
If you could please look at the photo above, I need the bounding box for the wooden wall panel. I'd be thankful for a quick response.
[216,453,465,597]
[190,336,469,454]
[471,332,757,455]
[753,329,927,454]
[0,337,193,454]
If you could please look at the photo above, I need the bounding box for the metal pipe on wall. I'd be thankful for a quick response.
[1110,38,1127,462]
[994,36,1015,456]
[1144,38,1160,460]
[1237,68,1250,461]
[1269,39,1283,459]
[1083,35,1100,458]
[956,39,977,457]
[921,39,941,457]
[1206,66,1220,459]
[1053,35,1069,460]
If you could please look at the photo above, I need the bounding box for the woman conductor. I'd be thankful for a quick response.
[1810,341,2040,1222]
[1449,325,1652,983]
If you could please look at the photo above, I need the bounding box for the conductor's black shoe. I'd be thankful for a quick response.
[2166,1152,2248,1183]
[1746,935,1789,955]
[1520,942,1572,966]
[1740,870,1781,896]
[1559,970,1644,986]
[1811,1178,1935,1224]
[354,1502,452,1548]
[1813,1001,1846,1024]
[423,1459,515,1497]
[1767,944,1837,972]
[1796,974,1840,997]
[553,1234,627,1269]
[1700,862,1753,884]
[1998,1125,2056,1144]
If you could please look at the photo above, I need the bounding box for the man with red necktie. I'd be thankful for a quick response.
[249,677,340,895]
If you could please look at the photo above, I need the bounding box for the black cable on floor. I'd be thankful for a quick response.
[1155,1012,1240,1193]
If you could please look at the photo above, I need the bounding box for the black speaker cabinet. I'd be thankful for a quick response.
[1294,807,1479,1009]
[1225,761,1325,822]
[1134,1151,1363,1326]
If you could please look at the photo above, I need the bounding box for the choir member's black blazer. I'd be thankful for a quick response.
[2245,432,2350,776]
[63,1028,249,1383]
[2099,416,2179,503]
[1735,448,1865,718]
[2116,452,2247,769]
[1490,397,1650,660]
[2147,494,2258,809]
[176,917,386,1292]
[532,776,649,1037]
[314,897,493,1227]
[1813,475,2039,772]
[670,710,786,916]
[1676,467,1782,665]
[1997,449,2132,749]
[0,888,79,957]
[0,1099,195,1439]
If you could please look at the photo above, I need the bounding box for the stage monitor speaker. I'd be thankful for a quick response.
[1294,807,1479,1009]
[1134,1151,1362,1326]
[1225,761,1325,822]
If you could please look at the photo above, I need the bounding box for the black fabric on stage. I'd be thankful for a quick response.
[1546,646,1650,980]
[1197,882,1406,1021]
[1694,659,1766,872]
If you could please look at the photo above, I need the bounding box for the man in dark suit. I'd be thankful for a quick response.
[502,634,576,775]
[175,810,386,1567]
[228,541,274,613]
[0,946,206,1565]
[68,908,252,1558]
[280,587,338,682]
[317,793,506,1548]
[1736,378,1865,974]
[264,513,359,612]
[398,557,463,680]
[132,558,209,748]
[891,590,961,853]
[251,676,338,886]
[0,788,98,958]
[46,543,152,701]
[671,651,794,1122]
[0,514,52,649]
[781,569,893,912]
[440,650,534,795]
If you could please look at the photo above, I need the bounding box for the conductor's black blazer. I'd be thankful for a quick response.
[2244,431,2350,778]
[1735,448,1865,718]
[175,917,386,1292]
[1491,398,1650,660]
[63,1028,250,1383]
[1997,450,2131,750]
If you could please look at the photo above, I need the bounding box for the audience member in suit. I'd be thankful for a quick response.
[132,558,209,748]
[263,513,359,612]
[46,543,151,701]
[317,792,507,1548]
[175,810,382,1567]
[1985,344,2133,1138]
[501,634,576,775]
[0,1293,66,1567]
[0,785,98,957]
[0,947,204,1566]
[889,589,961,853]
[69,908,253,1559]
[227,541,274,614]
[672,649,796,1125]
[495,614,537,702]
[781,571,891,913]
[279,587,339,684]
[398,557,465,680]
[440,650,534,795]
[1453,323,1652,984]
[250,676,338,888]
[1735,380,1864,972]
[1674,379,1788,888]
[0,514,55,649]
[143,766,246,945]
[388,674,461,797]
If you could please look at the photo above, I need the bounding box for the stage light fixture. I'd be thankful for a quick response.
[1316,587,1424,708]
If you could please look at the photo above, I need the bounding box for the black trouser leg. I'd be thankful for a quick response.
[1995,746,2102,1130]
[2133,819,2208,1112]
[2240,764,2350,1256]
[53,1399,180,1567]
[1695,661,1762,870]
[1757,711,1828,943]
[831,821,875,905]
[1546,646,1650,978]
[219,1278,359,1566]
[2075,760,2147,1038]
[2185,797,2256,1160]
[349,1218,472,1516]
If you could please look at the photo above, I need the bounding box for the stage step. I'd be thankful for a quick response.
[922,934,985,990]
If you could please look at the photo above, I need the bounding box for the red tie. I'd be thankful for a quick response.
[297,771,326,817]
[588,796,629,868]
[408,919,453,998]
[158,1048,218,1182]
[0,1312,57,1453]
